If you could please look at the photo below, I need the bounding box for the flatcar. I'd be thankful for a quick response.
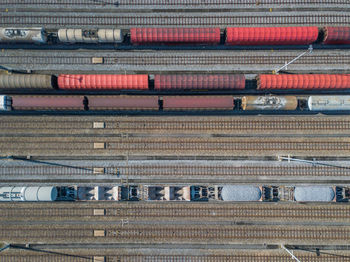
[0,27,47,44]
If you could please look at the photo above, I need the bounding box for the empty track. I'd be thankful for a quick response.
[1,224,349,244]
[1,53,349,66]
[1,136,350,157]
[1,203,350,222]
[1,116,350,135]
[2,164,350,178]
[3,0,349,11]
[1,250,349,262]
[1,50,349,73]
[0,13,348,28]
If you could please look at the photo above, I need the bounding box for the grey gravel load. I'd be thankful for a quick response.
[294,186,335,202]
[221,185,261,201]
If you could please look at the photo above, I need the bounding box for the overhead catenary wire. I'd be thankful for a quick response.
[278,155,350,170]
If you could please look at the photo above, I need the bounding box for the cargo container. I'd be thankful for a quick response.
[257,74,350,90]
[0,74,53,89]
[58,74,148,90]
[163,96,234,110]
[11,95,84,110]
[308,96,350,111]
[154,74,245,90]
[131,28,221,45]
[226,27,318,45]
[323,27,350,45]
[242,96,298,110]
[87,96,159,110]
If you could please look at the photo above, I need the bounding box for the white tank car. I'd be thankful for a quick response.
[0,186,58,201]
[0,95,12,111]
[58,29,123,43]
[0,27,47,43]
[308,96,350,111]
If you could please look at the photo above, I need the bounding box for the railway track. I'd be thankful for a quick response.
[1,136,350,157]
[3,0,349,9]
[0,50,348,74]
[1,203,350,222]
[1,251,349,262]
[0,13,348,28]
[1,164,350,177]
[1,224,349,244]
[1,50,348,73]
[1,116,350,135]
[1,53,349,66]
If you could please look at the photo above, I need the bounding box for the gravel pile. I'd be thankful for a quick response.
[294,186,335,202]
[221,185,261,201]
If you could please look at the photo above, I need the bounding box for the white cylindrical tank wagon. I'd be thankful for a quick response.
[308,96,350,111]
[58,29,123,43]
[0,186,58,201]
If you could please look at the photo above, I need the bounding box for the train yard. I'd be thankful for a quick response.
[1,1,350,261]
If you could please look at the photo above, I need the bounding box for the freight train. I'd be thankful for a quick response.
[1,73,350,91]
[1,185,349,202]
[1,94,350,112]
[0,26,349,46]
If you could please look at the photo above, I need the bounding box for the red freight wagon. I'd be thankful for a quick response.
[58,74,148,90]
[323,27,350,44]
[257,74,350,90]
[87,96,159,110]
[11,96,84,110]
[226,27,319,45]
[162,96,234,110]
[131,28,221,45]
[154,74,245,90]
